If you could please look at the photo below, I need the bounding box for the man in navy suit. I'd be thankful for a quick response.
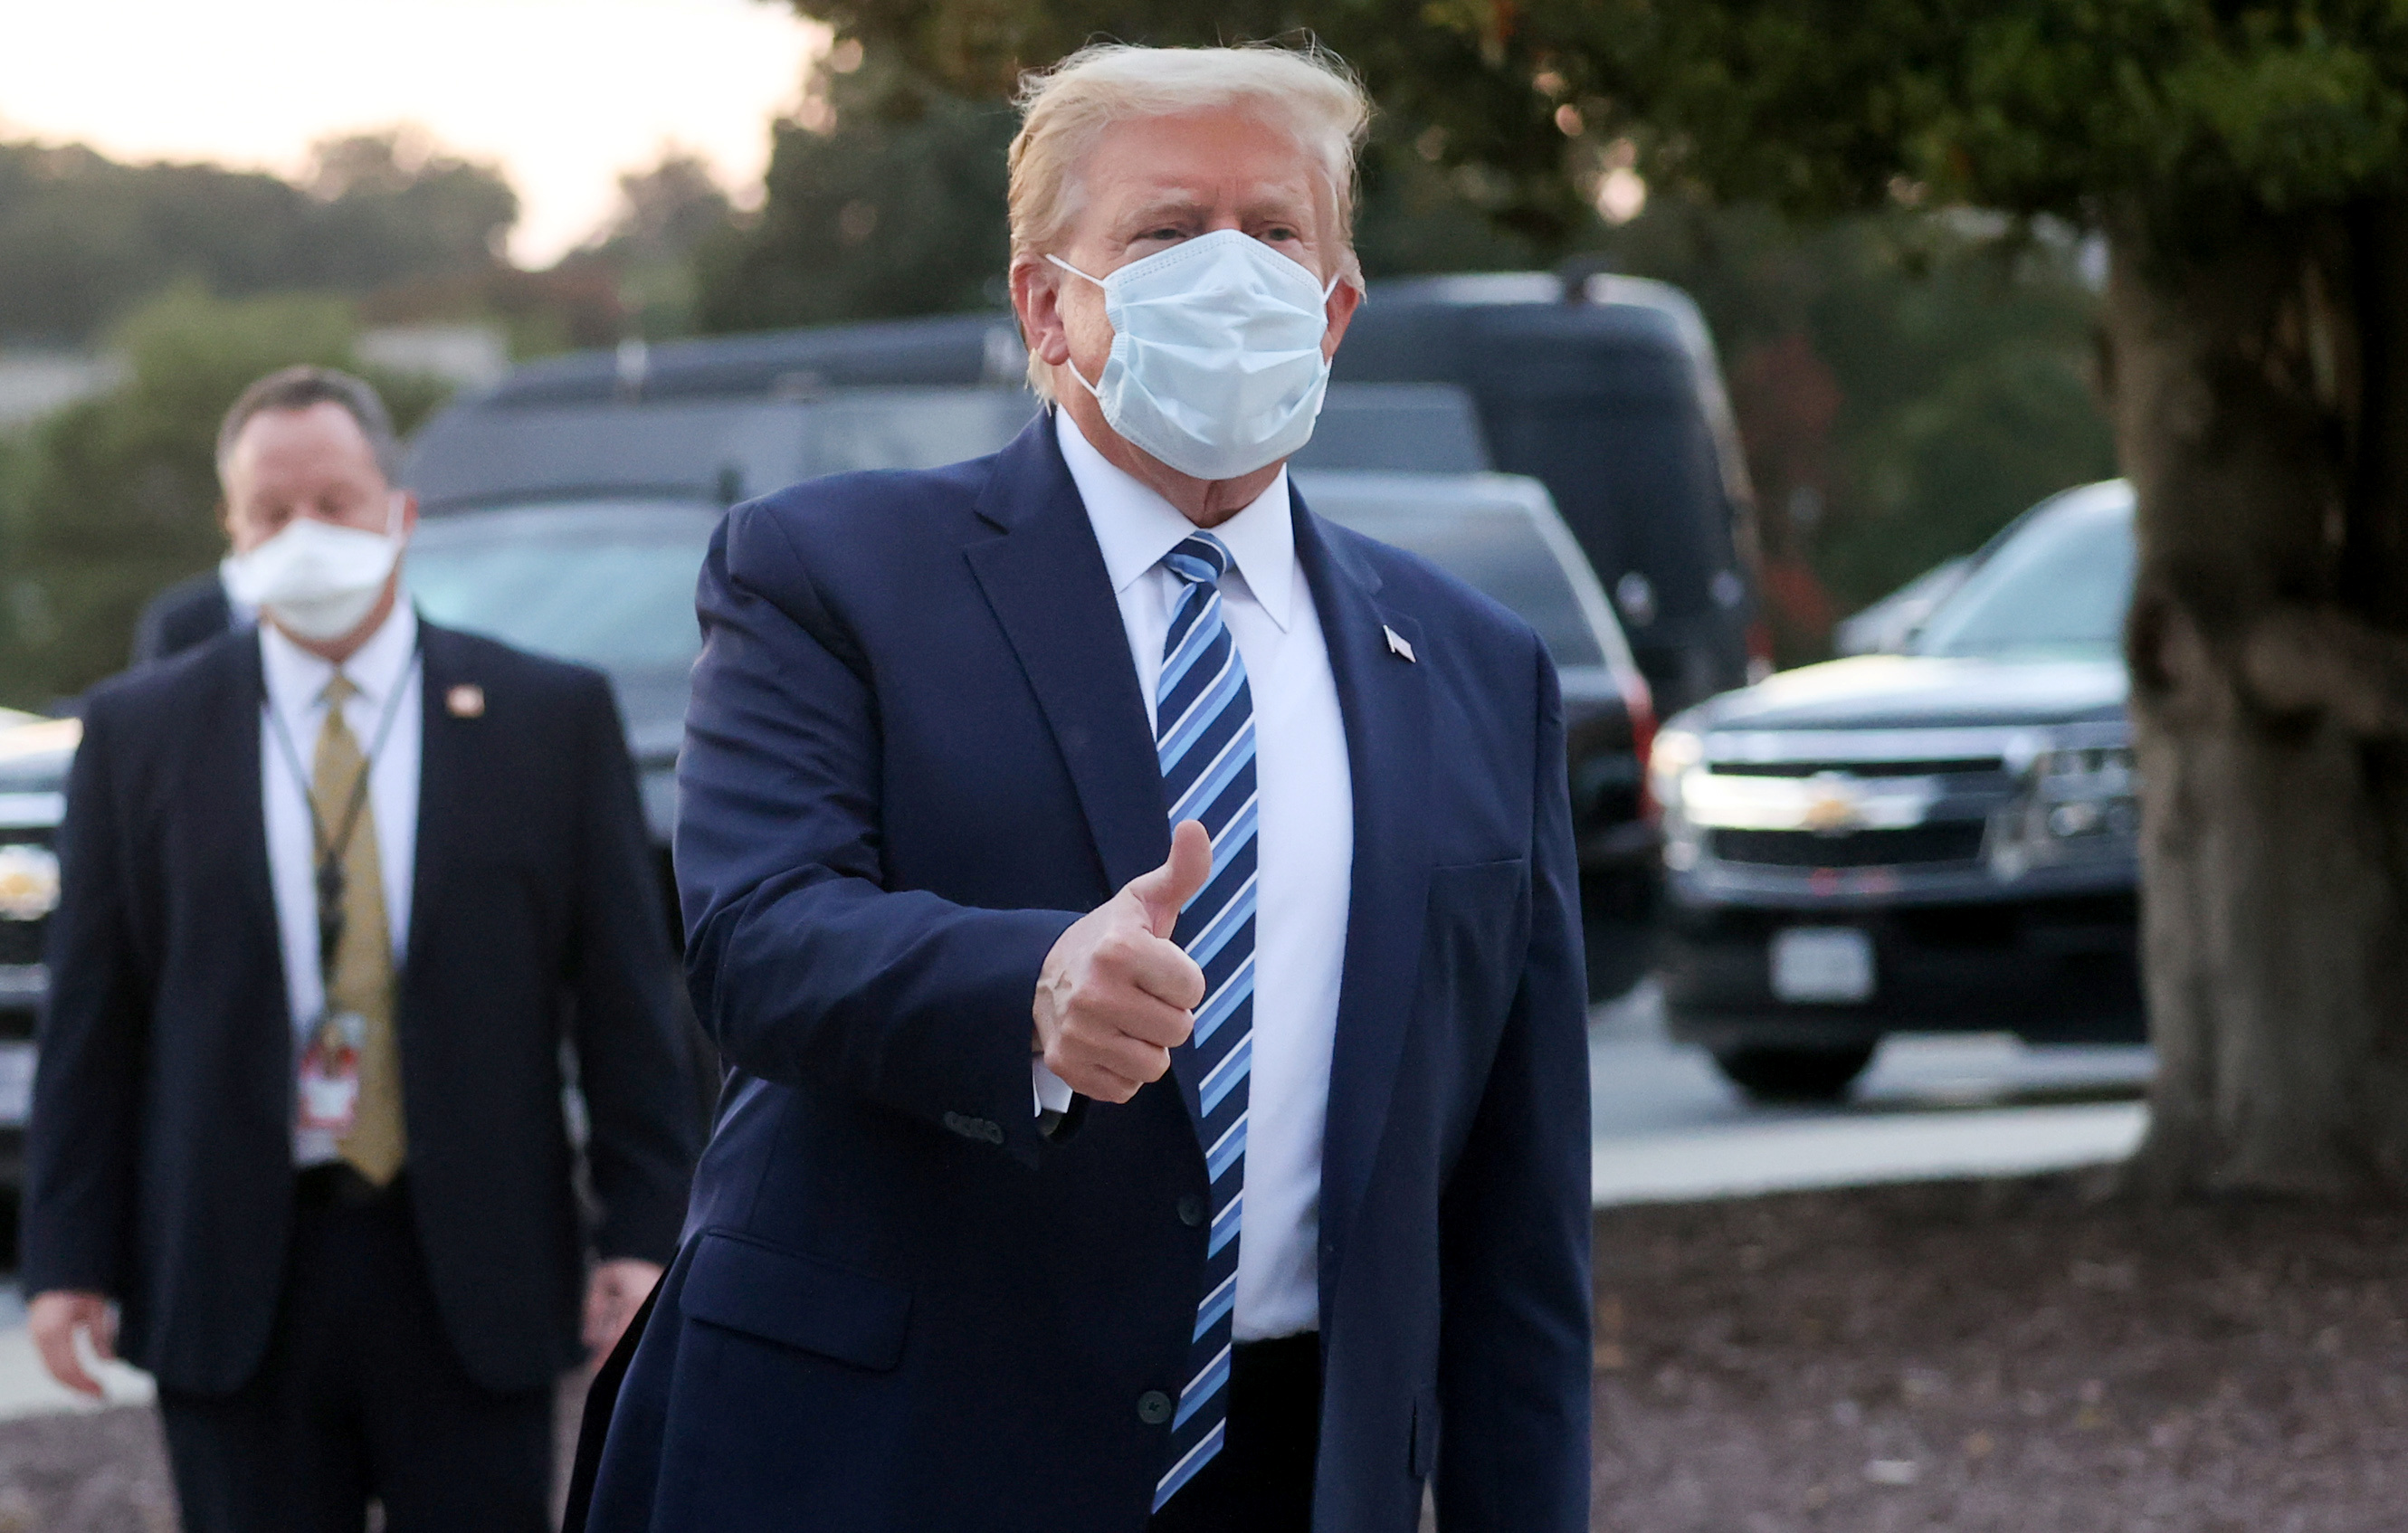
[582,41,1591,1533]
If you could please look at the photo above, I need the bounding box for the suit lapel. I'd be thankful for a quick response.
[205,633,286,1009]
[963,418,1170,898]
[402,621,471,991]
[1294,498,1432,1300]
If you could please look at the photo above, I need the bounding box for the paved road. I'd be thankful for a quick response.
[1588,981,2155,1204]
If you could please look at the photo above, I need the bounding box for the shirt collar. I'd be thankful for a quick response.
[259,601,420,720]
[1055,410,1295,631]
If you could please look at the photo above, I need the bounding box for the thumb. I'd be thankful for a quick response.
[1126,819,1214,938]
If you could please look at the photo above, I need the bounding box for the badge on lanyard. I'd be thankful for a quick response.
[298,1011,366,1133]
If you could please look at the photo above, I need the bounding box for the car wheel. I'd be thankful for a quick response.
[1710,1044,1877,1103]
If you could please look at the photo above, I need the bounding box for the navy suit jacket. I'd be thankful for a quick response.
[586,418,1591,1531]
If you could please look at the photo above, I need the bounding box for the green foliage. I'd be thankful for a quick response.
[0,290,450,709]
[695,58,1019,331]
[783,0,1604,250]
[1479,2,2408,232]
[796,0,2408,244]
[1604,200,2117,622]
[571,150,740,340]
[692,45,1554,334]
[0,130,517,347]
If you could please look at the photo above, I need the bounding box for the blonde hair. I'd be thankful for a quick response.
[1008,42,1373,396]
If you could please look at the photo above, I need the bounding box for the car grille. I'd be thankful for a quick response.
[0,921,39,966]
[1711,823,1987,869]
[1707,757,2004,779]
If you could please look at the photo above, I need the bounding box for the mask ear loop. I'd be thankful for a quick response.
[1044,254,1111,400]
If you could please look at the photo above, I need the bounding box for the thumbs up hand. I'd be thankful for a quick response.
[1033,820,1213,1104]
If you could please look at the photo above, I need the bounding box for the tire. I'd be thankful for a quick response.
[1710,1043,1877,1103]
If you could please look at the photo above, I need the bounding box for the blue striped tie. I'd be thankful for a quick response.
[1151,532,1258,1511]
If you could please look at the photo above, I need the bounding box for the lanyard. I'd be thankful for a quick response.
[262,638,423,986]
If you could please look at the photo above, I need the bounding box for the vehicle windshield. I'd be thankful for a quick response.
[406,501,720,677]
[1311,500,1607,669]
[1913,492,2135,662]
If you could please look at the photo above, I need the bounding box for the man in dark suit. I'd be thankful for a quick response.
[25,367,700,1533]
[580,42,1591,1533]
[128,565,238,666]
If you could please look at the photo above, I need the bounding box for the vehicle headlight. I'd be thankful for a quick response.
[1649,728,1703,810]
[1648,728,1706,868]
[1988,740,2140,878]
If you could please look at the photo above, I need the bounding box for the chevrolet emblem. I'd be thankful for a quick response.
[0,843,61,922]
[1802,779,1861,835]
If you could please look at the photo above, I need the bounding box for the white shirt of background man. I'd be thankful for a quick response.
[258,601,424,1167]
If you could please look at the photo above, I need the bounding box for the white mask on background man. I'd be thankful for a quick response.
[222,495,405,643]
[1051,228,1342,481]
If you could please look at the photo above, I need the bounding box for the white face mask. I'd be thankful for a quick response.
[1051,228,1342,481]
[223,496,405,643]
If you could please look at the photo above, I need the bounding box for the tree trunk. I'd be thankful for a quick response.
[2110,201,2408,1197]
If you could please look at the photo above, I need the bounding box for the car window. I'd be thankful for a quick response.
[406,502,720,675]
[1311,500,1607,669]
[1914,492,2135,661]
[800,389,1039,475]
[1290,385,1490,473]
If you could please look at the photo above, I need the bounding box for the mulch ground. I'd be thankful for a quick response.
[9,1176,2408,1530]
[1594,1175,2408,1532]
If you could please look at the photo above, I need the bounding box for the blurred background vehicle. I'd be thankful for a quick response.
[422,266,1764,717]
[1651,479,2140,1100]
[1331,271,1766,717]
[1830,556,1973,656]
[0,717,79,1178]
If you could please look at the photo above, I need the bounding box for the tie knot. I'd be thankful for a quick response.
[320,674,359,709]
[1163,533,1233,588]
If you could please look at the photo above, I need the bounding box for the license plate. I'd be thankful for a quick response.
[1770,927,1875,1004]
[0,1041,33,1127]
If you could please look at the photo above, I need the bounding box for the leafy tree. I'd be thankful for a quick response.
[566,148,740,340]
[0,290,448,709]
[0,129,517,346]
[1598,199,2115,649]
[1485,1,2408,1197]
[694,53,1019,330]
[803,0,2408,1195]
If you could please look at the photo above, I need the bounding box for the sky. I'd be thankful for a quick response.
[0,0,830,264]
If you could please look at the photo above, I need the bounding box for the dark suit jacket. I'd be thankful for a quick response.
[24,619,700,1395]
[128,568,235,667]
[584,419,1592,1531]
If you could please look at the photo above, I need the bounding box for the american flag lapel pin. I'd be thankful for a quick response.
[1383,624,1416,663]
[445,683,486,719]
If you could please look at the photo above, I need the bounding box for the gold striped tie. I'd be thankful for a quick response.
[312,674,405,1185]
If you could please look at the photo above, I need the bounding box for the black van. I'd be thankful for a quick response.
[1334,272,1766,718]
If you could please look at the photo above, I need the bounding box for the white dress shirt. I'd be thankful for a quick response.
[1051,409,1355,1341]
[258,603,424,1166]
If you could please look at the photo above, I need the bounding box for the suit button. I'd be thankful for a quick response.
[1177,1195,1205,1227]
[1137,1391,1173,1425]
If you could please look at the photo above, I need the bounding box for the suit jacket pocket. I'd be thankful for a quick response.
[679,1229,911,1372]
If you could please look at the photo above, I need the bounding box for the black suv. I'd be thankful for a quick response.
[1652,480,2142,1100]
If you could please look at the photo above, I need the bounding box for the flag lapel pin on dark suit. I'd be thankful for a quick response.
[1383,624,1416,663]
